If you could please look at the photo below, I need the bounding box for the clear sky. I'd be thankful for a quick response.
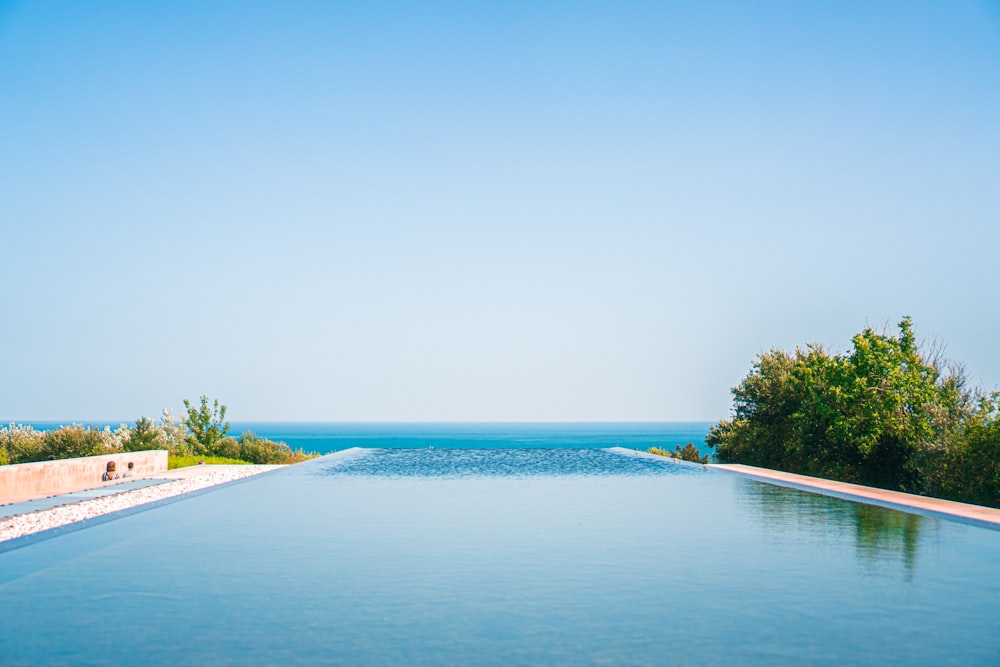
[2,1,999,422]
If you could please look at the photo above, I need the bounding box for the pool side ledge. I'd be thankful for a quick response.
[711,463,1000,528]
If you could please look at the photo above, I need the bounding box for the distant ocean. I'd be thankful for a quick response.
[14,422,714,456]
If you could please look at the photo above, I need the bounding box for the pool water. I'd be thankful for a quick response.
[1,448,998,665]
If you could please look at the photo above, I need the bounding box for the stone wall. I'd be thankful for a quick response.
[0,450,168,503]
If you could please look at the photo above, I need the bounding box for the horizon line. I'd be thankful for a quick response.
[2,418,720,425]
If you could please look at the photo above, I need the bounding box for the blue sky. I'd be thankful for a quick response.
[2,1,999,422]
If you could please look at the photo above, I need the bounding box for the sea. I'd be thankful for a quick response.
[14,421,714,456]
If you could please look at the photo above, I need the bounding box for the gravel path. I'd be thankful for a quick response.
[0,465,281,543]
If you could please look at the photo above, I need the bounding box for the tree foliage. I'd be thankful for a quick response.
[648,443,709,463]
[922,393,1000,507]
[40,426,108,460]
[236,431,301,464]
[124,416,165,452]
[183,396,230,456]
[708,317,999,504]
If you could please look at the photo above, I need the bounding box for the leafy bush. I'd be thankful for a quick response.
[1,402,317,468]
[159,409,192,455]
[708,317,1000,507]
[0,425,45,464]
[183,396,230,456]
[209,436,242,460]
[237,431,297,464]
[124,417,164,452]
[41,426,108,460]
[921,393,1000,507]
[648,443,708,464]
[191,429,315,464]
[675,443,709,463]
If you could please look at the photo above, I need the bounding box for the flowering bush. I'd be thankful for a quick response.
[157,409,191,454]
[0,413,186,464]
[0,404,317,467]
[1,424,45,464]
[120,411,191,455]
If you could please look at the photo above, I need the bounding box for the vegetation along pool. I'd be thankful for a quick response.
[1,448,998,665]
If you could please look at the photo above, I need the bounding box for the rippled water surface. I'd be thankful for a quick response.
[321,447,701,477]
[1,448,998,666]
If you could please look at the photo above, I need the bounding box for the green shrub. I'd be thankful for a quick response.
[158,409,192,455]
[124,417,164,452]
[9,437,45,463]
[0,406,317,468]
[708,318,972,491]
[236,431,315,464]
[124,411,193,456]
[41,426,107,460]
[706,317,1000,507]
[647,443,708,464]
[0,425,45,464]
[921,393,1000,507]
[238,431,294,464]
[209,436,242,460]
[183,396,230,455]
[675,443,709,463]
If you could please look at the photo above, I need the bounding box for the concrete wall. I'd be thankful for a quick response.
[0,450,168,503]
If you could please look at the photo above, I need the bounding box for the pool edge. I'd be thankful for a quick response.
[711,463,1000,531]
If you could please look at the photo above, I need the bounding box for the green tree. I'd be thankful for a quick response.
[183,396,230,456]
[707,348,803,470]
[923,393,1000,506]
[709,317,971,493]
[124,416,164,452]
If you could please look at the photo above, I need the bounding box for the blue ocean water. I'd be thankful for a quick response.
[237,422,713,455]
[16,421,714,456]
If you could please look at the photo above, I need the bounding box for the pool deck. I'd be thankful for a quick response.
[712,463,1000,528]
[1,463,265,506]
[0,465,286,544]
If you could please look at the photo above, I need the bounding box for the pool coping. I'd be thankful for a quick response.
[710,463,1000,531]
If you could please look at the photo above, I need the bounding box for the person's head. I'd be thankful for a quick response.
[106,461,116,473]
[127,462,134,470]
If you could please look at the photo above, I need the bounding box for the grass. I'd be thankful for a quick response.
[168,455,252,470]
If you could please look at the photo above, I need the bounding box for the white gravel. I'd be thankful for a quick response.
[0,466,280,543]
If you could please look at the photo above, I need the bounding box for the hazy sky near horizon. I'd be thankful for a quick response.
[2,1,999,422]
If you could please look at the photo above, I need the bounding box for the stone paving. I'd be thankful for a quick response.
[0,465,284,544]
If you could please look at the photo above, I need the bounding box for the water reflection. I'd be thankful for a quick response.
[739,480,929,579]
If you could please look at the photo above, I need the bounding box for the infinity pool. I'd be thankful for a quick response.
[1,448,998,665]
